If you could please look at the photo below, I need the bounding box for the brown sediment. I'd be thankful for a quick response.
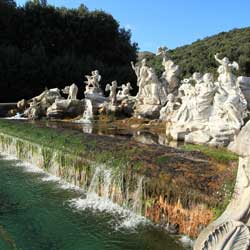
[145,197,213,237]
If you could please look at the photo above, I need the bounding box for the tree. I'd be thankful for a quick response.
[77,4,88,16]
[0,0,138,102]
[40,0,47,6]
[1,0,16,7]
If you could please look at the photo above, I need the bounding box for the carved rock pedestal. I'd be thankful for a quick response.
[135,104,161,119]
[47,99,84,119]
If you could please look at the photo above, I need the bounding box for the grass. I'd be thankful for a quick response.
[156,155,169,165]
[182,144,238,163]
[0,119,133,169]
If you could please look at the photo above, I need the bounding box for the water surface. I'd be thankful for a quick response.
[0,154,189,250]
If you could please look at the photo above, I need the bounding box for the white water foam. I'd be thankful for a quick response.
[1,153,43,175]
[1,153,19,161]
[0,153,80,192]
[19,162,44,173]
[5,113,27,120]
[41,175,61,182]
[69,195,148,230]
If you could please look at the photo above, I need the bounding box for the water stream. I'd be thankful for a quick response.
[0,154,189,250]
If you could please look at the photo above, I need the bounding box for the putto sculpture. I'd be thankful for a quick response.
[84,70,102,96]
[117,82,132,100]
[105,80,118,105]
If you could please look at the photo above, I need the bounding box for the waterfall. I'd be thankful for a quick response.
[87,166,102,194]
[103,169,112,199]
[132,176,144,215]
[74,98,93,124]
[82,99,93,123]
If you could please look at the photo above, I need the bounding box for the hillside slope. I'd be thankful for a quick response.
[147,27,250,78]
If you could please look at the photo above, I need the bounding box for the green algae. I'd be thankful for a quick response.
[181,144,238,163]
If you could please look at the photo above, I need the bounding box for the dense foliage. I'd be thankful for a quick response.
[0,0,138,102]
[147,27,250,78]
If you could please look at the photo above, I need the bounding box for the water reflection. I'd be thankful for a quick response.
[27,120,183,147]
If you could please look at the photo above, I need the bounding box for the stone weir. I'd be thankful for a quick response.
[0,120,237,238]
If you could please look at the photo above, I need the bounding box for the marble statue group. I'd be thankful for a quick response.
[15,47,250,148]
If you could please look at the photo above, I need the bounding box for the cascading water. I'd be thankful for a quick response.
[132,176,144,215]
[81,99,93,123]
[6,112,26,120]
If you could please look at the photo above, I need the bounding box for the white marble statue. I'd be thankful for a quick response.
[105,80,118,105]
[131,59,150,99]
[159,94,180,121]
[173,80,196,124]
[84,70,106,108]
[157,46,181,95]
[237,76,250,109]
[210,54,247,131]
[132,58,163,118]
[117,82,132,99]
[143,67,161,105]
[84,70,102,95]
[131,59,161,105]
[168,54,247,146]
[62,83,78,100]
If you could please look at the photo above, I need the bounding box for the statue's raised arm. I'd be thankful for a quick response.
[214,53,224,65]
[131,61,135,71]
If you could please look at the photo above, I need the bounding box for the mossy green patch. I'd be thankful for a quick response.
[156,155,169,165]
[182,144,238,163]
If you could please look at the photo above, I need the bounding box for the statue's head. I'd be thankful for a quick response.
[222,57,230,64]
[112,80,117,87]
[192,72,202,81]
[94,70,99,75]
[167,93,175,102]
[149,67,155,72]
[156,46,168,56]
[141,58,147,65]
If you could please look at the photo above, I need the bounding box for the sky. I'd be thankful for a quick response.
[15,0,250,52]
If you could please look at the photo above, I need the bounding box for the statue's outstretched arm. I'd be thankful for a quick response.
[131,61,135,70]
[214,53,223,65]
